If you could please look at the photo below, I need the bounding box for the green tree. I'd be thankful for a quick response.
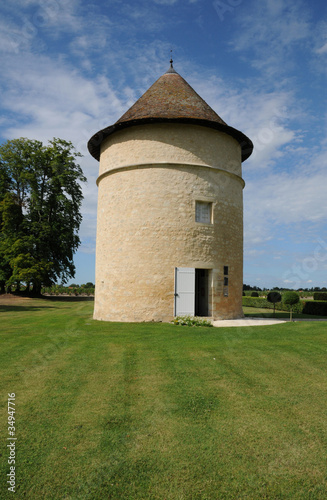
[267,291,282,317]
[0,138,86,294]
[282,291,300,321]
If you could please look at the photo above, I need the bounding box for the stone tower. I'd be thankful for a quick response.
[88,61,253,322]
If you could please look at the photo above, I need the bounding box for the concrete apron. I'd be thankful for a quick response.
[212,317,287,327]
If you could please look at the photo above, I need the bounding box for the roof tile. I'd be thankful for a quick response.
[116,71,227,125]
[88,66,253,162]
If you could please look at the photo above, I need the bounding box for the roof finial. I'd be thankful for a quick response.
[165,49,177,74]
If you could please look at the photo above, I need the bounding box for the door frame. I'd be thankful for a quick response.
[174,267,212,317]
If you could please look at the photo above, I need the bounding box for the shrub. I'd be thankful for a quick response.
[267,291,282,316]
[302,301,327,316]
[267,291,282,303]
[172,316,213,327]
[313,292,327,301]
[85,282,94,288]
[251,291,259,297]
[242,296,303,313]
[283,292,300,321]
[283,291,300,305]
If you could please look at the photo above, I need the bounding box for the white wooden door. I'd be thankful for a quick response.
[174,267,195,316]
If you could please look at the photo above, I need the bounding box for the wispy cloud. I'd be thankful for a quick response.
[230,0,312,76]
[0,44,128,249]
[0,0,325,286]
[243,141,327,270]
[188,73,298,170]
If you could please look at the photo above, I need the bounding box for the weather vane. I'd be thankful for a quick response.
[170,48,173,67]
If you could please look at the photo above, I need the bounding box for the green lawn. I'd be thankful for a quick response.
[1,298,327,499]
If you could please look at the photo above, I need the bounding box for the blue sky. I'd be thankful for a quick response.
[0,0,326,289]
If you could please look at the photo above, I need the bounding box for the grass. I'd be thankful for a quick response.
[1,297,327,499]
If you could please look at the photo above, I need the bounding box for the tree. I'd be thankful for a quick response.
[267,291,281,317]
[282,291,300,321]
[0,138,86,294]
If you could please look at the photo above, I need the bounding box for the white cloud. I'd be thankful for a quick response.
[0,1,86,66]
[0,2,186,253]
[246,168,327,224]
[188,74,298,170]
[188,63,325,275]
[316,42,327,55]
[230,0,311,75]
[0,47,130,246]
[22,0,82,33]
[1,52,127,142]
[244,144,327,258]
[0,0,325,287]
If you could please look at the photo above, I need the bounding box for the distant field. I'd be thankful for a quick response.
[1,296,327,499]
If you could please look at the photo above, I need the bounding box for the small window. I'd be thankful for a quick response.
[224,277,228,286]
[195,201,212,224]
[224,266,228,276]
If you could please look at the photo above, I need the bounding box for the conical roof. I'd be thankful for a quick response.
[88,63,253,161]
[117,65,227,126]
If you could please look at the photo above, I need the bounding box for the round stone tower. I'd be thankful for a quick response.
[88,61,253,322]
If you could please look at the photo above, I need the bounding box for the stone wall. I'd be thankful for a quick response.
[94,123,244,322]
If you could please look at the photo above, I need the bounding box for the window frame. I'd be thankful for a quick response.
[195,200,213,225]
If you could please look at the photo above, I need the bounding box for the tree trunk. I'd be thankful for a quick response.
[32,281,42,296]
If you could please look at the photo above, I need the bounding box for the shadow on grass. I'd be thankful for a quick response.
[243,309,327,321]
[0,294,93,313]
[0,304,57,312]
[245,311,292,319]
[42,296,94,302]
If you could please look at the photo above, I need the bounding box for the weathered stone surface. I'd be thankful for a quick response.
[94,123,245,322]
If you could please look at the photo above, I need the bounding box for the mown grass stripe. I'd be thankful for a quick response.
[1,299,327,499]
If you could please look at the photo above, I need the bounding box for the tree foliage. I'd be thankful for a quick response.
[0,138,86,293]
[282,291,300,321]
[267,291,282,317]
[267,291,282,303]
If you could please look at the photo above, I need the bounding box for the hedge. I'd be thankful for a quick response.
[313,292,327,301]
[302,301,327,316]
[242,296,327,316]
[242,297,272,309]
[242,296,303,313]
